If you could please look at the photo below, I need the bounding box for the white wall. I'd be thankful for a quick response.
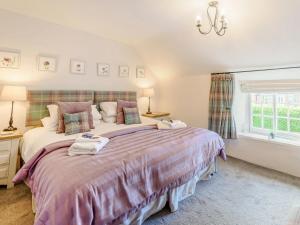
[158,70,300,177]
[0,10,157,131]
[226,137,300,177]
[157,74,210,128]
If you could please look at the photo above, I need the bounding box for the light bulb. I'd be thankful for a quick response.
[196,15,202,26]
[222,17,228,29]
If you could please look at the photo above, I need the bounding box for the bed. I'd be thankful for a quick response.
[14,90,226,225]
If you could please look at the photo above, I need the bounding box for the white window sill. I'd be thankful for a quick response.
[238,132,300,147]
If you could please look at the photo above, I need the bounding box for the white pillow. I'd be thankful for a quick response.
[91,105,102,121]
[41,117,57,131]
[47,104,58,125]
[100,111,116,123]
[99,102,117,117]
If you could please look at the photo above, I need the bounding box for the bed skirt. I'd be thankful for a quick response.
[31,159,216,225]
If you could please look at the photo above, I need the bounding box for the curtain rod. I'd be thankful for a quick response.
[211,66,300,75]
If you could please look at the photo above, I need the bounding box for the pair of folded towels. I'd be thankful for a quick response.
[157,120,187,130]
[68,134,109,156]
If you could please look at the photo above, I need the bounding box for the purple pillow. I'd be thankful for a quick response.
[57,101,94,133]
[116,100,137,124]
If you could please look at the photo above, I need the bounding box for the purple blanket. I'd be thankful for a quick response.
[14,126,225,225]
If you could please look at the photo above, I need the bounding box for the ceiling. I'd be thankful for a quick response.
[1,0,300,76]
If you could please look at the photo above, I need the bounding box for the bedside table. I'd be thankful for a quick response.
[142,112,171,121]
[0,131,22,189]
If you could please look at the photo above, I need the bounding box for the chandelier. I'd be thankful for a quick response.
[196,1,228,36]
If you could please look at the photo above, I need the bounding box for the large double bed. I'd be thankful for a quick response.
[14,90,225,225]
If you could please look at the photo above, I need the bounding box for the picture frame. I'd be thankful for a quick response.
[119,65,129,77]
[0,49,20,69]
[136,66,146,78]
[70,59,86,74]
[38,55,57,72]
[97,63,110,76]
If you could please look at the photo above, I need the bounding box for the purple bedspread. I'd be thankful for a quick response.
[14,125,225,225]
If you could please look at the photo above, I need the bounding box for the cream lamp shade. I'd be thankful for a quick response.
[142,88,155,97]
[1,85,27,101]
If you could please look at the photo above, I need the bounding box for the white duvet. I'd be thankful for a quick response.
[21,117,157,163]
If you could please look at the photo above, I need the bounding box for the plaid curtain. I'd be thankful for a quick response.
[208,73,237,139]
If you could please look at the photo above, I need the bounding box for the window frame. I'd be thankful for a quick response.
[249,93,300,140]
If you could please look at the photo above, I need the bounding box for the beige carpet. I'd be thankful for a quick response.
[1,157,300,225]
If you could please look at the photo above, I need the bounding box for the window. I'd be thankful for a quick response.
[250,93,300,138]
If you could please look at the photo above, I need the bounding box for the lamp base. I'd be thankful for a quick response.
[146,111,152,114]
[3,126,17,132]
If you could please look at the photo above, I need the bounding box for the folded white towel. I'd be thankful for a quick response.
[157,120,187,130]
[68,137,109,156]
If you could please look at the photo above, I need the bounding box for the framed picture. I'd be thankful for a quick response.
[0,50,20,69]
[70,59,85,74]
[38,56,57,72]
[136,66,146,78]
[97,63,110,76]
[119,65,129,77]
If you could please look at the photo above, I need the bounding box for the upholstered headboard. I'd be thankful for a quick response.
[26,90,137,127]
[94,91,137,105]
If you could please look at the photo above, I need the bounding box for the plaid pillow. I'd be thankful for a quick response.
[116,100,137,124]
[64,111,90,135]
[123,107,141,125]
[57,101,94,133]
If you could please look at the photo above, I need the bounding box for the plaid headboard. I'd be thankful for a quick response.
[26,90,137,127]
[94,91,137,104]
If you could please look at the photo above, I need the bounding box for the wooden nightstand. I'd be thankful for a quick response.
[0,131,22,189]
[142,112,171,121]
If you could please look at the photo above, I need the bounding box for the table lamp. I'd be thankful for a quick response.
[142,88,154,114]
[1,85,27,131]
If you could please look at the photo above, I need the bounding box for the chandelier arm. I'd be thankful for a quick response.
[213,5,219,32]
[198,4,214,35]
[207,5,214,30]
[196,5,214,35]
[197,27,211,35]
[216,27,226,36]
[213,6,227,36]
[216,23,225,34]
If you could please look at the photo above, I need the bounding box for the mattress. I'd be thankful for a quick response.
[21,116,157,162]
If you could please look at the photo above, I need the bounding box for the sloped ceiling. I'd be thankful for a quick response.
[1,0,300,76]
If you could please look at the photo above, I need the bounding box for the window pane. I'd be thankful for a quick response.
[277,118,288,131]
[262,95,273,117]
[263,95,273,104]
[263,106,273,116]
[251,94,262,115]
[290,120,300,133]
[252,116,262,128]
[263,117,273,129]
[252,106,262,115]
[277,106,288,117]
[290,107,300,118]
[251,94,262,104]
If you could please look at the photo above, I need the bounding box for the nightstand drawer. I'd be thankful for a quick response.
[0,140,11,152]
[0,152,10,166]
[0,166,8,179]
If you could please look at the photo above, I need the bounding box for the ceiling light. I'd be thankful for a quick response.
[196,1,228,36]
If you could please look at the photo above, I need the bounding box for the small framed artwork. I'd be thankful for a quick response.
[70,59,86,74]
[97,63,110,76]
[38,55,57,72]
[0,50,20,69]
[119,65,129,77]
[136,66,146,78]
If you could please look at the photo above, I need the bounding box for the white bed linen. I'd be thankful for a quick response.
[21,116,157,163]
